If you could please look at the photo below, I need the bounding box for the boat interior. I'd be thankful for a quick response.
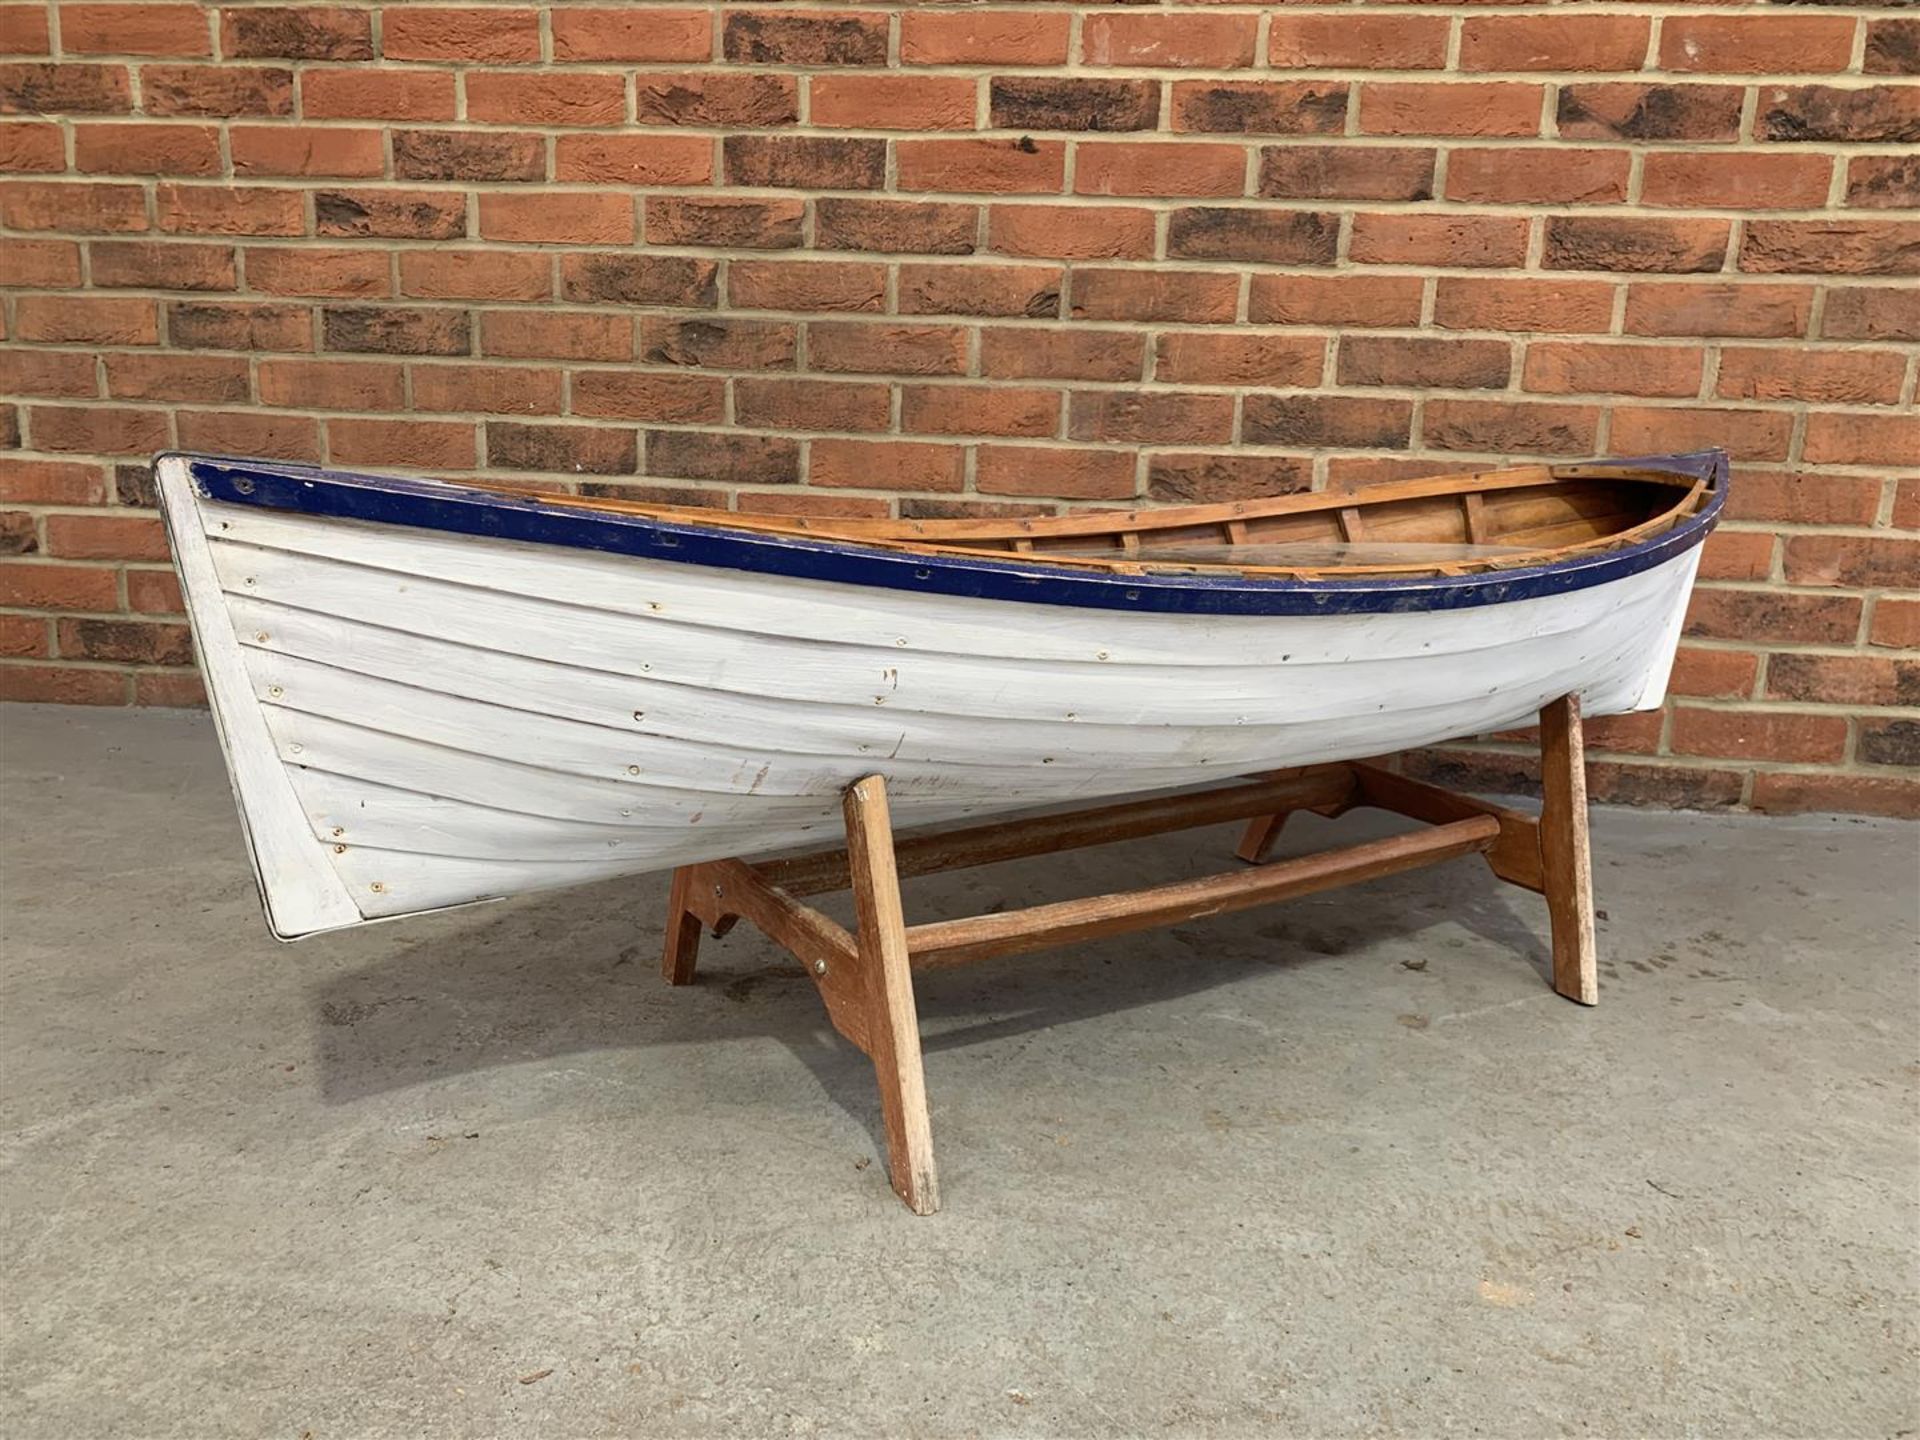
[471,462,1718,580]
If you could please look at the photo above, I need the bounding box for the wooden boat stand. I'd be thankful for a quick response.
[660,695,1597,1215]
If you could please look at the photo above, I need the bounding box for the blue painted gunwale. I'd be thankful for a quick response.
[177,448,1726,618]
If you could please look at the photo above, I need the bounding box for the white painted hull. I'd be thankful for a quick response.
[157,457,1703,939]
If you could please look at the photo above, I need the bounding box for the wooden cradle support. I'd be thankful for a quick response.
[659,694,1598,1214]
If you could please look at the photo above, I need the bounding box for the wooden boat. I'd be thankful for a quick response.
[154,449,1724,939]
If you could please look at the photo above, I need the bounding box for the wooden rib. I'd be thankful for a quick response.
[1462,491,1491,544]
[1337,506,1365,542]
[902,816,1501,969]
[757,766,1359,896]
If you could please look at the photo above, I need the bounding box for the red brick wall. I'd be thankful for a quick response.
[1,2,1915,815]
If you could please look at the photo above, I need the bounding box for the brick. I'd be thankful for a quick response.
[1072,391,1234,446]
[1245,396,1410,450]
[1641,152,1832,211]
[989,204,1152,261]
[174,407,316,459]
[1422,400,1599,456]
[105,563,176,610]
[735,377,888,433]
[1147,453,1312,504]
[156,183,302,236]
[62,4,209,56]
[903,385,1060,439]
[1698,530,1774,582]
[479,193,632,246]
[1865,19,1920,76]
[1670,709,1847,765]
[0,4,50,53]
[383,7,539,62]
[1861,718,1920,769]
[637,73,796,128]
[1769,654,1920,708]
[1435,278,1617,334]
[991,78,1157,134]
[1446,148,1627,205]
[648,429,798,486]
[1522,342,1703,399]
[15,294,157,344]
[553,8,710,63]
[408,364,562,416]
[1074,142,1244,198]
[483,310,630,362]
[1083,13,1255,69]
[0,457,107,502]
[1249,273,1422,327]
[302,69,454,121]
[809,322,968,377]
[0,560,118,610]
[1668,648,1760,700]
[1663,15,1854,75]
[73,119,220,176]
[134,668,206,707]
[977,445,1135,500]
[900,11,1068,67]
[1822,286,1920,342]
[725,135,884,190]
[104,352,247,402]
[0,120,60,170]
[1686,589,1860,646]
[393,129,546,183]
[0,351,95,398]
[245,246,388,298]
[1848,156,1920,211]
[0,666,126,704]
[222,8,374,61]
[55,618,191,665]
[1269,13,1447,70]
[0,179,146,231]
[0,511,35,554]
[141,64,291,117]
[258,359,405,412]
[1464,15,1648,71]
[1557,84,1742,142]
[1070,268,1236,325]
[89,240,232,291]
[737,491,887,519]
[1172,81,1346,137]
[572,371,725,425]
[727,259,879,312]
[1168,207,1335,266]
[555,135,713,187]
[168,300,312,351]
[31,403,170,454]
[467,72,626,128]
[810,439,962,493]
[981,327,1144,383]
[230,124,383,178]
[0,613,48,658]
[1726,471,1882,527]
[1350,214,1529,269]
[1717,348,1906,406]
[896,138,1065,196]
[0,237,80,285]
[724,11,887,67]
[642,316,794,370]
[1339,336,1510,391]
[401,249,550,302]
[1759,85,1920,145]
[646,196,803,251]
[1543,217,1728,275]
[1755,773,1920,821]
[1612,406,1793,463]
[1258,146,1432,202]
[1804,412,1920,466]
[1624,282,1811,339]
[322,306,469,356]
[329,417,475,469]
[0,61,129,111]
[314,187,465,241]
[1156,333,1321,387]
[1871,598,1920,649]
[488,421,636,476]
[898,262,1061,319]
[1360,83,1542,138]
[43,510,169,558]
[1784,534,1920,591]
[818,75,975,131]
[817,198,977,256]
[1741,221,1920,277]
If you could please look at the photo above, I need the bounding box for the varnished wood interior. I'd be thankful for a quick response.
[479,461,1713,580]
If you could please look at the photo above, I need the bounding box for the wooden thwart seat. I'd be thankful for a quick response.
[659,695,1600,1215]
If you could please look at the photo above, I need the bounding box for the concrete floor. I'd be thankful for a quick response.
[0,705,1914,1439]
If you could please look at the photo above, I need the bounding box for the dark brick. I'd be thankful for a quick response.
[114,462,157,507]
[488,421,637,475]
[1849,155,1920,209]
[724,135,885,190]
[315,188,465,239]
[1762,85,1920,143]
[646,196,804,249]
[322,306,470,355]
[646,429,800,485]
[641,317,796,370]
[1861,719,1920,768]
[722,12,888,66]
[1167,207,1337,265]
[636,73,798,128]
[990,78,1159,132]
[561,254,718,307]
[393,130,545,183]
[1543,216,1728,273]
[1146,453,1313,503]
[1865,19,1920,76]
[222,7,374,60]
[1557,84,1742,141]
[1244,396,1412,449]
[1172,80,1347,135]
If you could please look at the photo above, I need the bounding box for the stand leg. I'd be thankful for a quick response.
[1538,694,1598,1006]
[661,865,703,986]
[844,776,940,1215]
[1235,812,1287,864]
